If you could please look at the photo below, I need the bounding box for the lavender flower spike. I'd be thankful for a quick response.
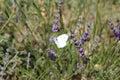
[51,15,59,32]
[115,21,120,40]
[108,19,120,40]
[115,29,120,40]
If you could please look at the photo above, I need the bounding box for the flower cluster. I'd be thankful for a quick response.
[49,0,63,60]
[52,15,59,32]
[71,20,91,57]
[80,21,91,44]
[46,48,56,60]
[108,19,120,40]
[77,63,84,69]
[51,0,63,32]
[70,16,82,39]
[78,48,85,57]
[78,21,91,57]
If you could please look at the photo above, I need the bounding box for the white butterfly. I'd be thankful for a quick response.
[54,34,69,48]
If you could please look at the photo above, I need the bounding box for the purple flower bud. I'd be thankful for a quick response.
[80,65,84,69]
[80,38,85,44]
[53,19,59,23]
[85,31,89,36]
[49,36,54,42]
[70,28,75,34]
[73,38,77,42]
[115,29,120,40]
[79,48,84,57]
[52,24,59,32]
[46,48,56,60]
[82,34,88,41]
[77,63,84,69]
[55,14,59,19]
[80,29,90,45]
[49,50,56,60]
[78,23,91,46]
[74,40,81,48]
[70,29,77,39]
[56,10,60,13]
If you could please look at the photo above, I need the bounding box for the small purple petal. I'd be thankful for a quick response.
[70,28,75,34]
[80,65,84,69]
[74,40,81,48]
[52,24,59,32]
[80,38,85,44]
[53,19,59,23]
[79,48,84,57]
[108,19,120,40]
[49,36,54,42]
[54,14,59,19]
[46,48,56,60]
[115,30,120,40]
[49,51,56,60]
[56,10,60,13]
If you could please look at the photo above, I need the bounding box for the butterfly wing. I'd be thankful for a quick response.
[57,34,68,42]
[54,38,61,48]
[55,34,68,48]
[57,41,66,48]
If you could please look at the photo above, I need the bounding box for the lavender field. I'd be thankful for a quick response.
[0,0,120,80]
